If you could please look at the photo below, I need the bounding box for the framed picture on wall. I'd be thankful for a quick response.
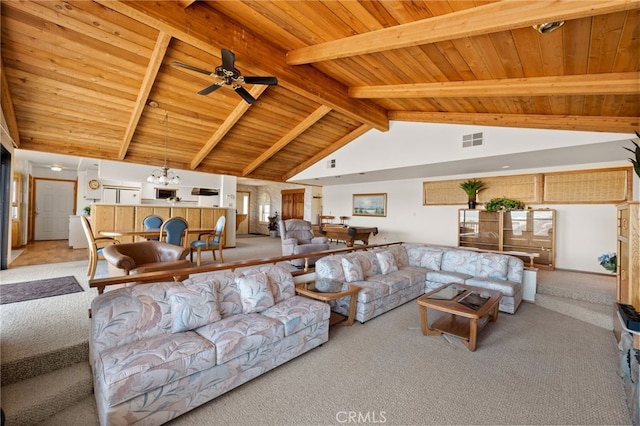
[353,193,387,217]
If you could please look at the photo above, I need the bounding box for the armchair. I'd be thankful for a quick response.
[279,219,330,267]
[102,241,191,278]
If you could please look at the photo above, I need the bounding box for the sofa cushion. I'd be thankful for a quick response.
[261,296,330,336]
[426,270,472,285]
[236,265,296,303]
[195,314,284,364]
[185,271,242,318]
[376,251,398,274]
[350,280,390,303]
[352,251,379,277]
[441,250,479,275]
[421,248,445,271]
[405,245,428,267]
[315,256,345,282]
[464,277,520,297]
[236,272,275,314]
[342,256,364,282]
[98,331,216,407]
[368,272,411,295]
[387,245,409,268]
[507,257,525,283]
[168,283,221,333]
[476,253,509,280]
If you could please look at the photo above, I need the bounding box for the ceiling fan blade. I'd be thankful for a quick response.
[243,76,278,85]
[234,86,256,104]
[221,49,235,71]
[171,61,213,76]
[198,83,224,96]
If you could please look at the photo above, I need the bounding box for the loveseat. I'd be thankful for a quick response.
[314,244,524,323]
[102,241,191,277]
[90,264,330,425]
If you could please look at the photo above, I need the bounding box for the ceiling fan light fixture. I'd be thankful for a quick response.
[533,21,565,33]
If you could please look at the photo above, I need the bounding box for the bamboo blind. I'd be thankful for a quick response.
[423,173,542,205]
[543,168,629,203]
[423,167,631,205]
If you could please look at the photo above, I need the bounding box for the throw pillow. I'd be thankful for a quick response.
[168,284,221,333]
[236,272,275,314]
[341,256,364,282]
[477,253,509,280]
[420,248,444,271]
[376,250,398,275]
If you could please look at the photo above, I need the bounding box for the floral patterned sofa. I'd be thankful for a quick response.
[90,264,330,426]
[314,244,524,323]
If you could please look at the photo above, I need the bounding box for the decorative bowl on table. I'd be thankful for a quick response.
[314,279,343,293]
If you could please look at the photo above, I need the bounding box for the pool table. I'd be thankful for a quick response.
[312,224,378,247]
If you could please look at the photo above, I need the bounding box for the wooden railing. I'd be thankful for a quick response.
[89,242,404,294]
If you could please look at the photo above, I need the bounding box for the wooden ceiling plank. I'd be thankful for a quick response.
[118,31,172,160]
[287,0,637,64]
[242,105,332,176]
[389,111,638,133]
[283,123,371,181]
[94,0,389,131]
[0,57,21,146]
[190,85,268,170]
[349,72,640,98]
[5,0,156,56]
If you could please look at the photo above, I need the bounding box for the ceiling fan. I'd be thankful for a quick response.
[172,49,278,104]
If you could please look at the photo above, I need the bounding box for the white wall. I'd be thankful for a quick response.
[321,174,625,274]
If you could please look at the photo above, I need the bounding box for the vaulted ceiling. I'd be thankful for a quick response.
[1,1,638,183]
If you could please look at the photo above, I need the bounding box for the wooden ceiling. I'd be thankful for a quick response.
[1,1,638,183]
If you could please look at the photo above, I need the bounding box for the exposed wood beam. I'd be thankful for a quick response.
[283,124,372,182]
[389,111,639,134]
[287,0,637,65]
[0,57,20,146]
[243,105,332,176]
[349,72,640,98]
[118,31,172,160]
[190,85,268,170]
[95,0,389,131]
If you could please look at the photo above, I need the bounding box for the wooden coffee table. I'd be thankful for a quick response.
[295,281,360,326]
[416,283,502,351]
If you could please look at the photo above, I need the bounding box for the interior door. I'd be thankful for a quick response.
[281,189,304,220]
[237,191,249,234]
[34,179,76,240]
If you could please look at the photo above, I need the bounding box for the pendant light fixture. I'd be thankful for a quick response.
[147,102,181,186]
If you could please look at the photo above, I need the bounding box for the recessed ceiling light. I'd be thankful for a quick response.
[501,165,511,169]
[51,166,62,172]
[533,21,565,34]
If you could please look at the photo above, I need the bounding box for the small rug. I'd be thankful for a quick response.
[0,276,83,305]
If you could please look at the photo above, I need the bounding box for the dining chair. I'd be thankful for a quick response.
[160,217,189,247]
[80,215,119,279]
[142,214,163,241]
[190,216,226,266]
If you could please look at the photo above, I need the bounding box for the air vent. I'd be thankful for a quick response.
[462,132,483,148]
[327,159,336,169]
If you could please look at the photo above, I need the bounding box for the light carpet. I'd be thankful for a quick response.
[44,301,630,425]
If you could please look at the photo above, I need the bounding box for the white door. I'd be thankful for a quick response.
[237,191,249,234]
[35,180,75,240]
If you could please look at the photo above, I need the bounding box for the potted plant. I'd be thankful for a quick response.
[623,131,640,178]
[82,206,91,216]
[598,252,617,273]
[459,179,486,209]
[268,211,279,237]
[485,197,525,211]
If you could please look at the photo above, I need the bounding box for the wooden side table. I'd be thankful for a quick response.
[295,282,360,326]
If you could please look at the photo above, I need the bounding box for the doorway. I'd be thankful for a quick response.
[33,178,76,240]
[237,191,250,234]
[1,145,11,270]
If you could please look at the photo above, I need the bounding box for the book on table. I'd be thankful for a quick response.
[457,292,489,310]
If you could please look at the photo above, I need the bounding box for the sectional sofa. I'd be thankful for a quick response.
[90,264,330,426]
[315,244,524,323]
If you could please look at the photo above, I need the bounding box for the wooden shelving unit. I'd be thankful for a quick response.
[458,208,555,269]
